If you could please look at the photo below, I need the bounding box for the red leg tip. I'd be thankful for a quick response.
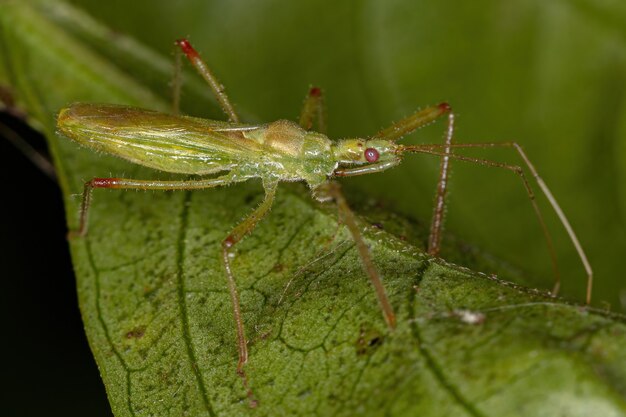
[309,86,322,97]
[438,102,451,113]
[175,38,199,59]
[91,178,120,188]
[223,236,235,249]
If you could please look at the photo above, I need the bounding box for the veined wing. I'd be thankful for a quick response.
[57,103,266,175]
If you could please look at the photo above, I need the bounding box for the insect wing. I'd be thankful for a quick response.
[57,103,266,175]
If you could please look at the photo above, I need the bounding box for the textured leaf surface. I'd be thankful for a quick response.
[1,1,626,416]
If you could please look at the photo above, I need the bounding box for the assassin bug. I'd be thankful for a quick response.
[57,38,593,379]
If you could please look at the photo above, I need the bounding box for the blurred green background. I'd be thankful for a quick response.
[1,0,625,415]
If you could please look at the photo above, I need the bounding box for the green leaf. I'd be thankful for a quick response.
[2,1,626,416]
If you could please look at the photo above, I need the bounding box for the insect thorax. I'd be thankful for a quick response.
[244,120,337,186]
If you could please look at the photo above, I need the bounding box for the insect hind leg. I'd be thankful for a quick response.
[69,174,241,238]
[174,39,240,123]
[220,180,278,375]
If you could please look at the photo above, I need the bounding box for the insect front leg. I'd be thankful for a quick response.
[298,86,327,134]
[314,181,396,329]
[221,179,278,375]
[175,39,240,122]
[372,103,455,257]
[69,174,241,238]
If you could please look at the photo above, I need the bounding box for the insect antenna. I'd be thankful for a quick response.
[398,143,593,304]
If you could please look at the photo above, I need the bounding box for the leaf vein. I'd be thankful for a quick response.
[176,191,216,417]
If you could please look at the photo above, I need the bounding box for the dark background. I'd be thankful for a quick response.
[0,113,111,416]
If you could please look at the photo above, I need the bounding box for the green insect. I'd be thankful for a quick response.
[57,39,592,380]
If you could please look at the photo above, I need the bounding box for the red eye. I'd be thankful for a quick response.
[364,147,379,163]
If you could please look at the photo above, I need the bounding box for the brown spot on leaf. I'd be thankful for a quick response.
[356,325,384,356]
[125,326,146,339]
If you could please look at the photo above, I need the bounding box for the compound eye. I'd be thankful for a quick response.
[364,147,379,163]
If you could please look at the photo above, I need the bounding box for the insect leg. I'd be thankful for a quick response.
[175,39,240,123]
[334,160,401,177]
[405,142,593,303]
[315,181,396,329]
[221,179,278,374]
[298,86,327,134]
[371,103,454,257]
[69,173,242,238]
[372,103,451,141]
